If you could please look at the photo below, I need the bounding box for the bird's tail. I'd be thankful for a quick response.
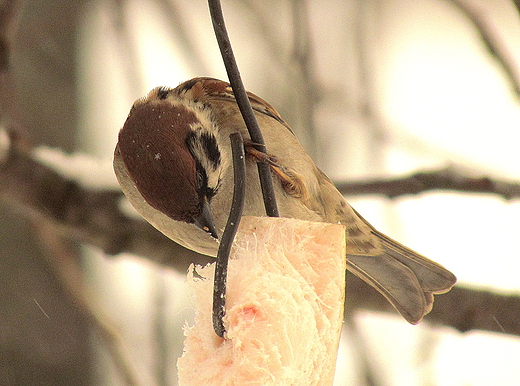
[346,229,456,324]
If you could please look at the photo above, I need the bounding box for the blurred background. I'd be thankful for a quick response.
[1,0,520,385]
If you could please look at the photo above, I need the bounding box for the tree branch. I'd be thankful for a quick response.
[449,0,520,99]
[514,0,520,18]
[346,277,520,336]
[2,127,520,337]
[33,219,145,386]
[336,166,520,200]
[0,0,17,72]
[0,128,211,271]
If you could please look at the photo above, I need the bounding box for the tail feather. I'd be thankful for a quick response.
[347,253,427,324]
[347,232,456,324]
[374,229,457,293]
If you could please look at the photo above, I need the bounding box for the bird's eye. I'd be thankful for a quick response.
[196,170,205,189]
[195,164,217,199]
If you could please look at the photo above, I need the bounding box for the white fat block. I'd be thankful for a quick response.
[178,216,346,386]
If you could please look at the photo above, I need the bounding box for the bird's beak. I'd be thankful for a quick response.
[192,199,219,240]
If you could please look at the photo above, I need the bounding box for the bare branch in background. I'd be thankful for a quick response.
[158,0,212,76]
[354,0,390,171]
[449,0,520,99]
[336,166,520,200]
[152,275,169,386]
[0,128,211,271]
[290,0,321,159]
[0,0,17,72]
[346,277,520,337]
[514,0,520,17]
[1,1,519,384]
[345,317,386,386]
[33,220,145,386]
[241,0,322,157]
[110,0,146,95]
[0,0,25,131]
[2,128,520,337]
[241,0,287,65]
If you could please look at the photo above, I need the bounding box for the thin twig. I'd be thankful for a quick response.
[449,0,520,99]
[336,166,520,200]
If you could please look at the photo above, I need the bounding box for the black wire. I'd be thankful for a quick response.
[212,132,246,338]
[207,0,279,217]
[208,0,281,338]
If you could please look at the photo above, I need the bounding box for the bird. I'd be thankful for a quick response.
[113,77,456,324]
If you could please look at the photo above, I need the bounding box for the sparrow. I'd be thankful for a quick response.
[113,77,456,324]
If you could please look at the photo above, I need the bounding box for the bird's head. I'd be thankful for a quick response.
[115,84,226,239]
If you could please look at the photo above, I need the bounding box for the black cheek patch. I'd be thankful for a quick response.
[199,132,221,170]
[195,163,218,200]
[185,131,221,171]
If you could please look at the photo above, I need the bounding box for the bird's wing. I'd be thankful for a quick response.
[317,171,456,323]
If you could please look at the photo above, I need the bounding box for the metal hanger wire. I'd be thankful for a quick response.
[208,0,280,338]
